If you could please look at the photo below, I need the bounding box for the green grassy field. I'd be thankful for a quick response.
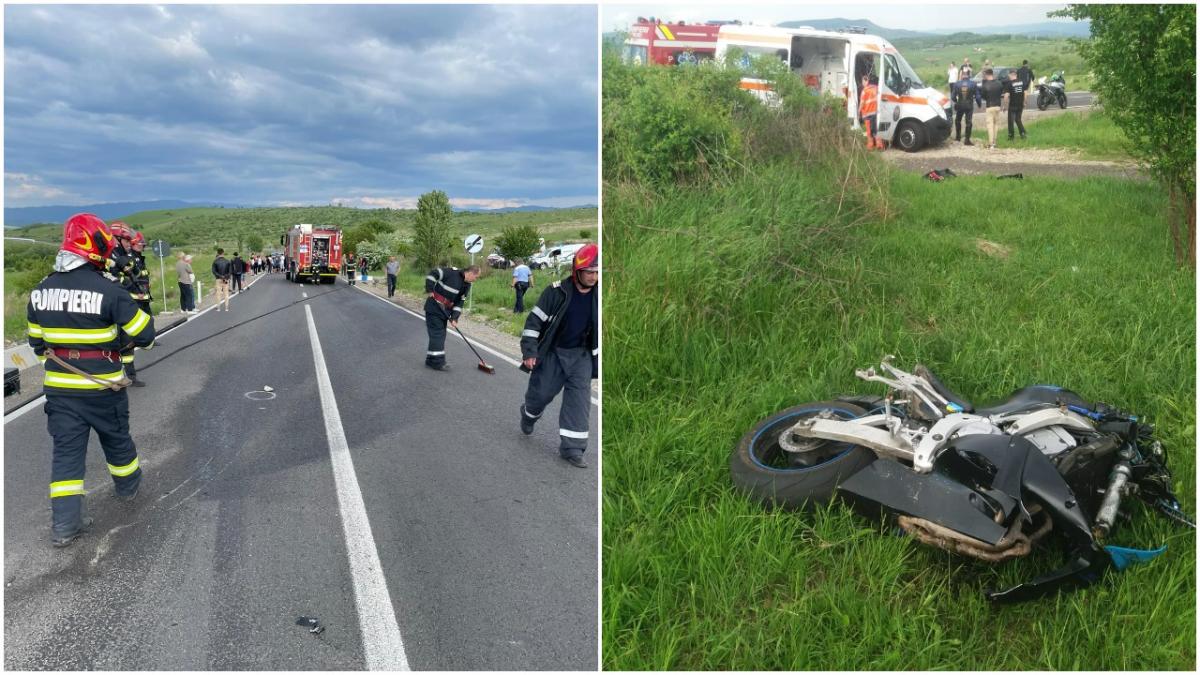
[603,167,1194,669]
[997,109,1131,160]
[4,206,596,343]
[898,33,1093,94]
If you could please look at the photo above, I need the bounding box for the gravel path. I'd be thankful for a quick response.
[882,141,1144,180]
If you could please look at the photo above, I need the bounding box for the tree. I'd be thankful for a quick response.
[246,233,263,253]
[495,224,542,263]
[1053,4,1196,266]
[411,190,454,268]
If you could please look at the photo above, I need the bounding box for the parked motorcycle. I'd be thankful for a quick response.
[731,357,1192,603]
[1037,71,1068,110]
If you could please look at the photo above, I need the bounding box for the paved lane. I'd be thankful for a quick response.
[4,273,597,670]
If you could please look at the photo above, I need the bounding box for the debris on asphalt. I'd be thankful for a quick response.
[263,385,274,392]
[295,616,325,635]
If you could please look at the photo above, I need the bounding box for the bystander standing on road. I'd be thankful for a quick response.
[359,255,369,282]
[946,61,958,120]
[231,253,245,292]
[959,57,973,80]
[1017,59,1033,98]
[212,248,232,311]
[512,258,533,313]
[385,256,399,297]
[345,252,357,285]
[952,70,982,145]
[979,68,1005,150]
[519,243,598,468]
[1003,69,1028,140]
[175,253,196,313]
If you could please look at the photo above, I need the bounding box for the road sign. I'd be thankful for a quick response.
[464,234,483,254]
[152,240,171,257]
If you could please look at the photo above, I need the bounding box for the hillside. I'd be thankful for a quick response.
[6,205,597,252]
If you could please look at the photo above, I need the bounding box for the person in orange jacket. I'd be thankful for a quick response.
[859,74,881,149]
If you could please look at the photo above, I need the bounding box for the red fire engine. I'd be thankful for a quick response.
[281,224,342,284]
[624,19,725,66]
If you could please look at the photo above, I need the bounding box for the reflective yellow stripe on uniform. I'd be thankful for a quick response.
[27,322,44,338]
[108,457,139,477]
[122,310,150,336]
[41,325,118,344]
[120,353,135,364]
[49,480,85,498]
[43,370,125,390]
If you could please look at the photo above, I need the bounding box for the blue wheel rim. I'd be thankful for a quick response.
[749,406,861,472]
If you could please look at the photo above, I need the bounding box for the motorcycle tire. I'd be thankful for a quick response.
[730,401,874,509]
[1037,92,1049,111]
[1058,93,1067,109]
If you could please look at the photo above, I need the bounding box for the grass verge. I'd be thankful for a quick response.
[997,109,1132,160]
[602,166,1195,669]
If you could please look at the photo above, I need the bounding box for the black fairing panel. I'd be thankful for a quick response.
[837,458,1010,545]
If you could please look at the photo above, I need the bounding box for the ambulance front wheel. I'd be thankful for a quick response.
[894,121,926,153]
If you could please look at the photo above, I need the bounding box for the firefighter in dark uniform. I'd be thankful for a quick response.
[423,264,481,371]
[27,214,156,547]
[519,243,598,468]
[108,221,149,387]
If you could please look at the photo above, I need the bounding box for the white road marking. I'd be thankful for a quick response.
[302,291,308,299]
[352,285,599,407]
[304,304,409,671]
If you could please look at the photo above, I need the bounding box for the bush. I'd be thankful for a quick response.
[579,229,593,239]
[495,224,542,262]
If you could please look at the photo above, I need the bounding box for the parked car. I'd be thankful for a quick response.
[530,243,585,270]
[486,249,513,269]
[971,66,1016,84]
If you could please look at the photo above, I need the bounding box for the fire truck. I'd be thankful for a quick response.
[281,224,342,284]
[623,19,724,66]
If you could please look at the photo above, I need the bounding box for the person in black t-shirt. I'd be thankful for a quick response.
[1002,69,1027,140]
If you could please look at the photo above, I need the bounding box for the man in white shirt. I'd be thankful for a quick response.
[511,259,533,313]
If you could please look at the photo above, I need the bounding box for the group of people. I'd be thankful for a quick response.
[948,58,1034,149]
[422,244,599,468]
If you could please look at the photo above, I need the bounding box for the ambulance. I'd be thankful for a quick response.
[623,19,723,66]
[715,24,952,152]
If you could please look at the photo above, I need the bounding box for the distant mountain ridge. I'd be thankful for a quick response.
[4,200,240,228]
[773,17,1089,41]
[6,200,597,227]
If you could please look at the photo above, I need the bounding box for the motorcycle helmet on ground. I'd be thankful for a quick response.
[61,213,115,268]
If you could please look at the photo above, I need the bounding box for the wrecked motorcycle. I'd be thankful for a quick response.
[731,357,1193,603]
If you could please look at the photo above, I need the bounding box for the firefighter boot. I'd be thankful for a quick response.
[51,494,93,548]
[520,405,539,435]
[114,469,142,503]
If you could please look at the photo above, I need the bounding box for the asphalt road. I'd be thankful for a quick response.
[4,273,598,670]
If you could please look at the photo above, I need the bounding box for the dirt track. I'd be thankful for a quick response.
[882,91,1144,180]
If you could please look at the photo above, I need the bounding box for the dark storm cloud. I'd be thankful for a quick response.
[5,4,598,208]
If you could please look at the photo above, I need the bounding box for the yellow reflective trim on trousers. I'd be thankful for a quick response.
[120,354,135,363]
[27,322,44,337]
[49,480,85,498]
[41,326,118,343]
[108,457,139,477]
[43,370,125,389]
[122,310,150,336]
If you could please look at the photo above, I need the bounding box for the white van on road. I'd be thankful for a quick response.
[716,24,952,152]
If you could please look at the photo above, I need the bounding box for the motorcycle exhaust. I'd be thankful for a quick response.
[1093,462,1132,538]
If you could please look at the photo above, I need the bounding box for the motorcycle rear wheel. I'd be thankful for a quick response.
[730,401,874,509]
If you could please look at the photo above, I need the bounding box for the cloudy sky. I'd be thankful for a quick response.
[5,4,598,210]
[604,4,1070,32]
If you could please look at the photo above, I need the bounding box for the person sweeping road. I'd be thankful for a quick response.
[27,214,156,547]
[518,243,599,468]
[423,264,480,371]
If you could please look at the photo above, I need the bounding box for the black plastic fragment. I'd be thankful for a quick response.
[296,616,325,635]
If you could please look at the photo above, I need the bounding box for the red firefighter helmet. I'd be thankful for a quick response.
[573,243,599,273]
[61,213,115,267]
[131,231,146,250]
[109,220,134,241]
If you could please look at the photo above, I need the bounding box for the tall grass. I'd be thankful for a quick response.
[999,109,1132,159]
[602,57,1194,670]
